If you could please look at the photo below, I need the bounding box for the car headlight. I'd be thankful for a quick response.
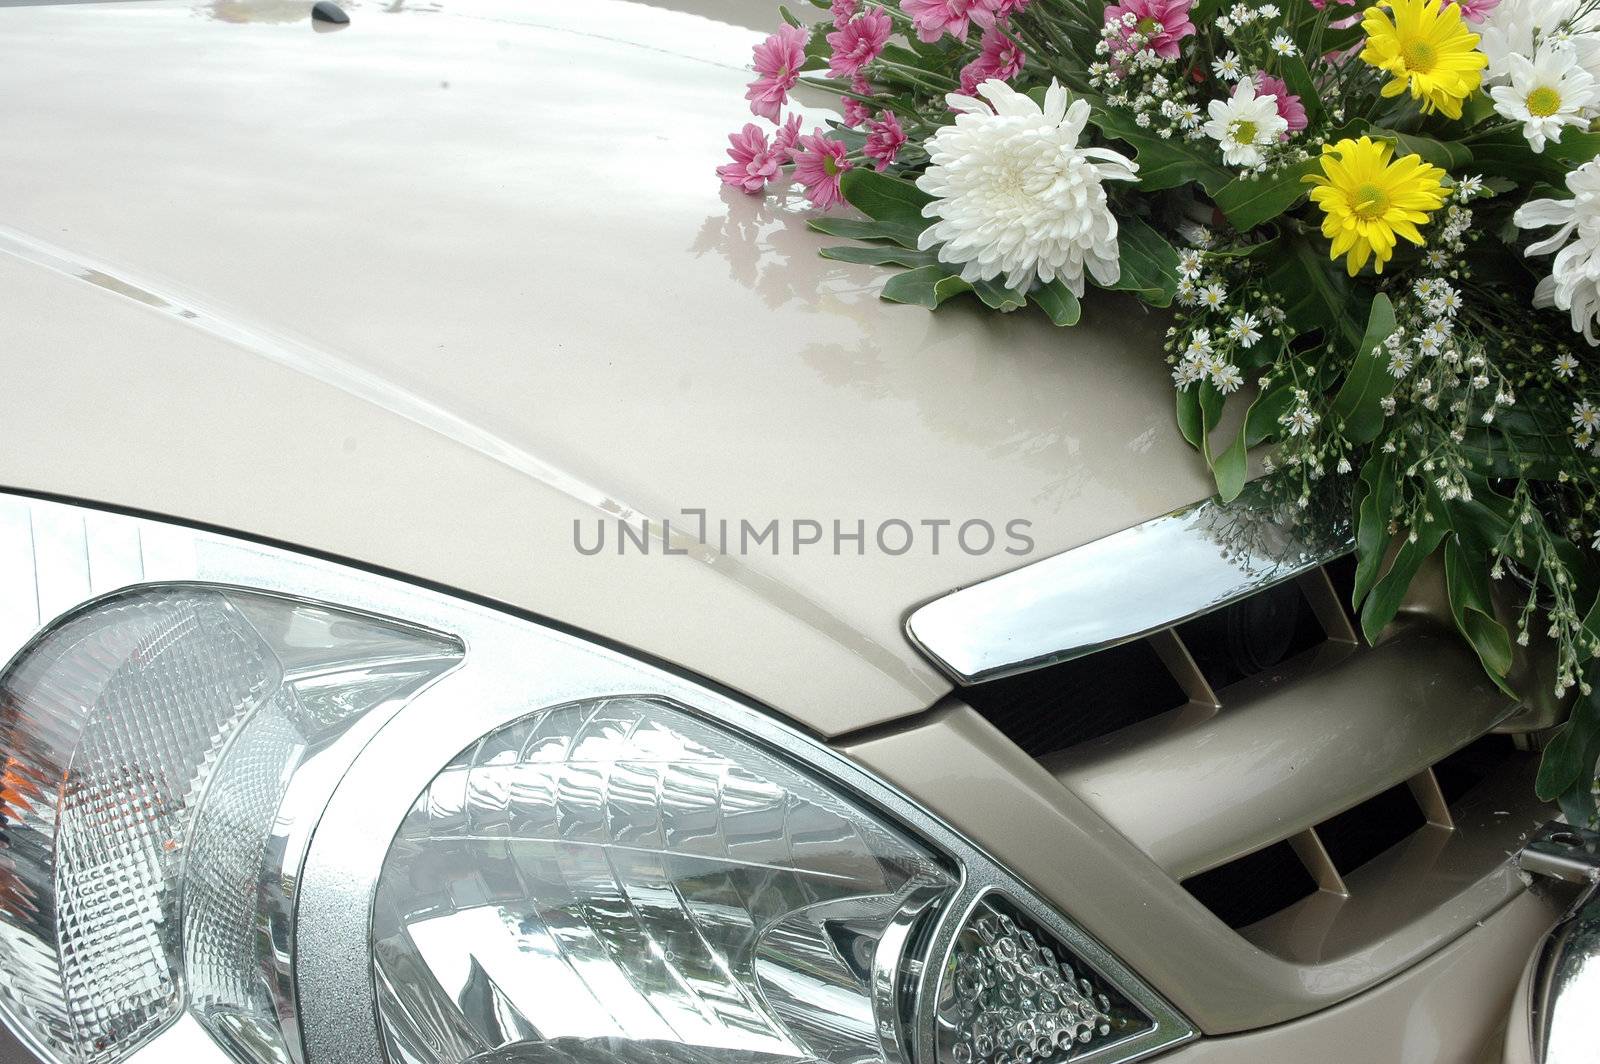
[0,492,1194,1064]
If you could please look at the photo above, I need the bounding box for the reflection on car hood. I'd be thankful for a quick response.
[0,0,1218,734]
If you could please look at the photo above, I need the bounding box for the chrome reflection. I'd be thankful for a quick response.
[905,474,1353,685]
[1526,825,1600,1064]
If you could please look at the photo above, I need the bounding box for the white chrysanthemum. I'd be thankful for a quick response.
[1201,79,1288,168]
[1479,0,1600,85]
[1515,158,1600,343]
[916,79,1139,294]
[1490,43,1599,152]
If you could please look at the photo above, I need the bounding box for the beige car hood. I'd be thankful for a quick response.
[0,0,1216,734]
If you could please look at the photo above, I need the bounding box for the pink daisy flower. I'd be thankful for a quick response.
[864,112,907,170]
[746,24,809,123]
[1447,0,1498,20]
[842,95,873,127]
[959,28,1026,95]
[716,123,785,193]
[827,7,892,78]
[1254,73,1307,138]
[830,0,859,20]
[790,129,853,209]
[1101,0,1195,60]
[773,113,803,153]
[901,0,978,43]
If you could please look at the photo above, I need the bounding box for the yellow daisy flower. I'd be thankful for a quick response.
[1360,0,1487,119]
[1303,136,1448,276]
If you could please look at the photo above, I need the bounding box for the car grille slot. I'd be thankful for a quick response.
[964,564,1354,759]
[1180,734,1529,931]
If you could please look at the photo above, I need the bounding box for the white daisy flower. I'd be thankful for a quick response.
[1229,311,1263,347]
[1456,174,1484,198]
[1477,0,1598,85]
[1175,278,1200,305]
[1388,349,1415,377]
[1283,407,1319,436]
[1489,43,1600,154]
[1259,3,1281,16]
[1515,158,1600,343]
[1414,277,1438,299]
[1185,328,1214,358]
[1173,102,1203,128]
[1212,362,1245,393]
[1430,289,1463,316]
[1177,249,1205,277]
[1575,399,1600,432]
[1212,52,1244,81]
[1553,352,1580,377]
[1202,79,1288,167]
[916,80,1139,294]
[1198,281,1228,309]
[1270,33,1298,56]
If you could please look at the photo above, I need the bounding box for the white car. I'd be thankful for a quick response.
[0,2,1593,1064]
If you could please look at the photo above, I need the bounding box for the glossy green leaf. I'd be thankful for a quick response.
[819,244,939,268]
[1444,537,1515,693]
[1352,453,1395,608]
[1214,158,1323,231]
[839,168,932,228]
[1536,671,1600,801]
[1176,386,1203,449]
[1262,235,1361,346]
[971,277,1028,312]
[1330,293,1398,443]
[880,264,972,308]
[1360,488,1448,643]
[1034,279,1082,326]
[1375,129,1474,170]
[1107,215,1180,305]
[1089,109,1233,193]
[1244,380,1294,447]
[807,215,923,249]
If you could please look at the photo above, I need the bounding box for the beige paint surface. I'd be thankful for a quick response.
[0,0,1216,734]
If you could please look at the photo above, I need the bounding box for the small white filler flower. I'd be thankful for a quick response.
[1202,79,1288,168]
[1515,158,1600,343]
[916,79,1139,294]
[1489,43,1599,153]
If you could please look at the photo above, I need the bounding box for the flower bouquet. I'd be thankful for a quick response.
[717,0,1600,818]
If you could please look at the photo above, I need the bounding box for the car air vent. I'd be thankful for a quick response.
[1180,840,1318,930]
[1181,737,1534,931]
[962,639,1188,758]
[1174,579,1328,693]
[964,560,1356,759]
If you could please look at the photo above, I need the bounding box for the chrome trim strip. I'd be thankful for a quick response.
[905,475,1354,685]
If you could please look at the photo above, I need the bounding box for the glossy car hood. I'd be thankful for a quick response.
[0,0,1216,734]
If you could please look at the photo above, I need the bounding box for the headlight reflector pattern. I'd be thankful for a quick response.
[372,695,954,1064]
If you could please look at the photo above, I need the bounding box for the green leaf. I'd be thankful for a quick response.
[839,168,933,232]
[1352,453,1395,608]
[1089,109,1234,193]
[1276,54,1322,125]
[807,215,923,250]
[1213,158,1322,231]
[1330,293,1398,443]
[1375,129,1474,170]
[971,277,1028,312]
[1262,235,1361,346]
[1245,380,1294,447]
[1107,215,1180,305]
[1360,489,1449,643]
[1176,387,1203,449]
[1034,279,1082,326]
[1444,537,1515,694]
[879,265,972,308]
[819,245,939,268]
[1211,426,1248,502]
[1536,670,1600,801]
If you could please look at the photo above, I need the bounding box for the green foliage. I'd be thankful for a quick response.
[1330,294,1399,443]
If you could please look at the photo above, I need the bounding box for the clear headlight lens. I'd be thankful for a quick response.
[0,493,1193,1064]
[372,695,953,1064]
[0,582,461,1064]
